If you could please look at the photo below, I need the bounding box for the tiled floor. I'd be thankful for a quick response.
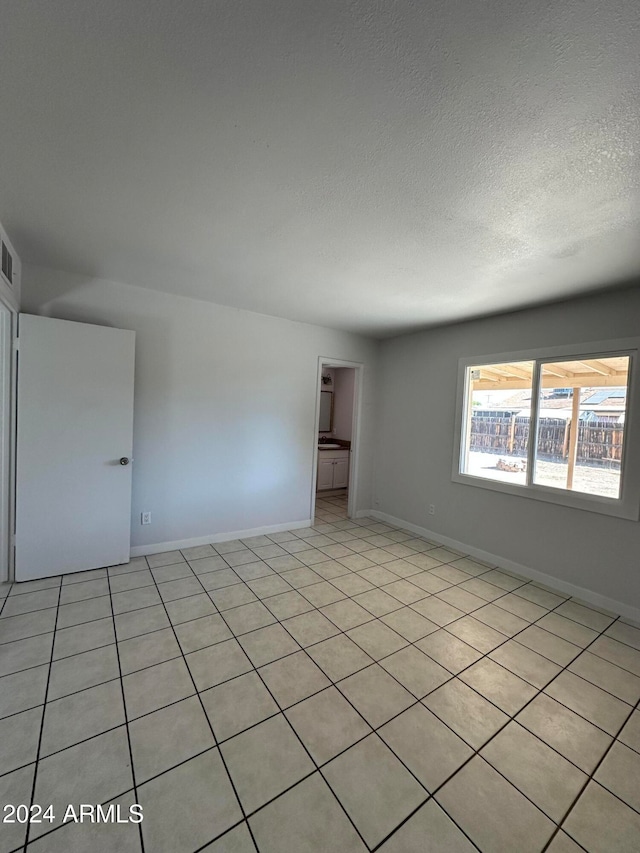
[1,494,640,851]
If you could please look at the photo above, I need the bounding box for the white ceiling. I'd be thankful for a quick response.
[1,1,639,337]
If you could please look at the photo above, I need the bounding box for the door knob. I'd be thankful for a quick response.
[119,457,130,466]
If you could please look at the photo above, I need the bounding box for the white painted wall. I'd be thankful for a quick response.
[22,266,378,552]
[333,368,355,441]
[21,261,640,615]
[374,287,640,614]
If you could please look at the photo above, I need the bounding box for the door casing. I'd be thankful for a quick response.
[311,358,364,521]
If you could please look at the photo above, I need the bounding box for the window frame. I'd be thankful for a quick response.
[452,338,640,520]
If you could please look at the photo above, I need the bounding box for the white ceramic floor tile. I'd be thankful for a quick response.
[324,735,427,848]
[138,749,242,852]
[377,799,476,852]
[221,715,314,813]
[480,722,587,821]
[250,772,367,853]
[563,780,640,853]
[379,703,472,791]
[436,756,555,853]
[516,692,612,773]
[2,519,634,853]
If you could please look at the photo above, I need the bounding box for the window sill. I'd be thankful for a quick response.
[451,471,639,521]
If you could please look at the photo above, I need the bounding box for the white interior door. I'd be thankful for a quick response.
[15,314,135,580]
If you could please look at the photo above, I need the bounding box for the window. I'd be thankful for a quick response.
[532,357,628,498]
[460,360,533,487]
[453,342,640,519]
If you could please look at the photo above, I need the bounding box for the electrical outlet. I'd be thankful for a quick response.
[428,504,435,516]
[141,512,151,525]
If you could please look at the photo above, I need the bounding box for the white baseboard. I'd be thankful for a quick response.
[354,509,374,519]
[366,509,640,624]
[130,519,313,558]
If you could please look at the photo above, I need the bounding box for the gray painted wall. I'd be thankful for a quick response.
[374,287,640,612]
[19,263,640,613]
[22,265,378,552]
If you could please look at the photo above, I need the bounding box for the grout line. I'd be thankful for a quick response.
[186,529,561,846]
[3,581,62,599]
[0,601,59,620]
[185,577,372,849]
[3,546,609,647]
[541,692,640,851]
[5,513,639,853]
[0,587,625,790]
[377,796,484,853]
[168,541,374,850]
[372,602,626,851]
[247,542,632,844]
[190,816,257,853]
[104,568,146,853]
[0,538,625,742]
[19,784,147,850]
[206,519,636,846]
[429,611,625,824]
[23,580,63,851]
[141,557,262,853]
[0,575,611,723]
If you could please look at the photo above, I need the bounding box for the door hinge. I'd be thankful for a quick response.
[13,336,19,351]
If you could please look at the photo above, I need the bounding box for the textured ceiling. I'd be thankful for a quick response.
[1,0,639,337]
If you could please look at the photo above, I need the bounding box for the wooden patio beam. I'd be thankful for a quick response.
[490,364,533,381]
[541,364,571,378]
[576,359,616,376]
[471,372,627,391]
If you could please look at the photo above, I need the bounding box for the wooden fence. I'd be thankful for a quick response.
[469,414,623,467]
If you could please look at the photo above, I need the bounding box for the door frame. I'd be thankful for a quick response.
[0,294,18,584]
[311,357,364,522]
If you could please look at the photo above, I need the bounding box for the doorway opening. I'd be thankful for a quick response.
[312,358,363,524]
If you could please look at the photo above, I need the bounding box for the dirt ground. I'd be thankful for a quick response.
[466,451,620,499]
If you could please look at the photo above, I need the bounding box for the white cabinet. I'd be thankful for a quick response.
[333,457,349,488]
[317,449,350,490]
[317,459,335,490]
